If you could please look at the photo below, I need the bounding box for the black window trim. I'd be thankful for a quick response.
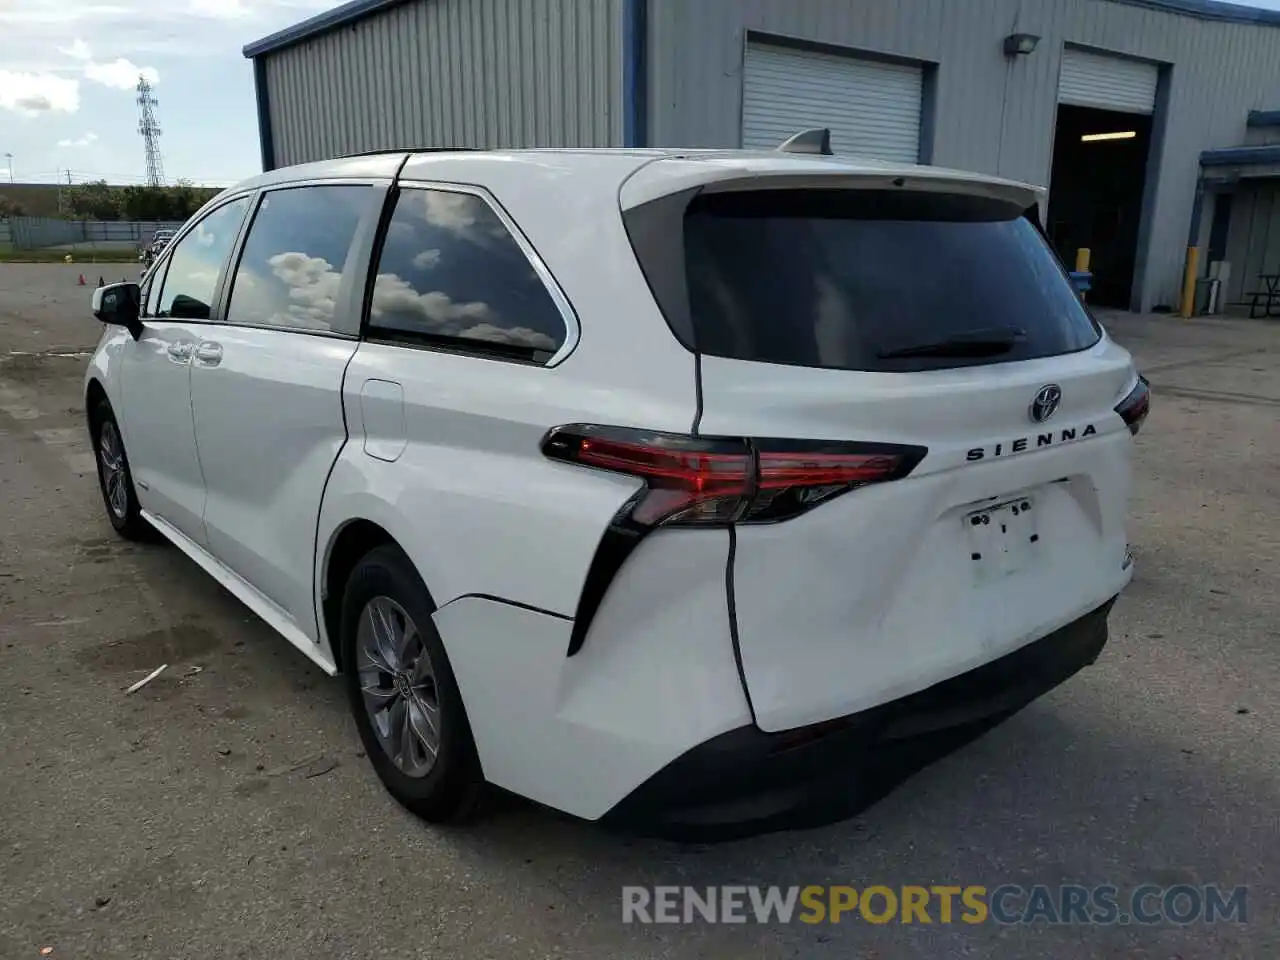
[139,259,166,319]
[148,189,256,324]
[360,178,581,368]
[217,178,392,339]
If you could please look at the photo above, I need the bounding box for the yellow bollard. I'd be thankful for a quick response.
[1180,246,1200,318]
[1075,248,1091,274]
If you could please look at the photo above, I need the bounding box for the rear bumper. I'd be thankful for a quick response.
[600,596,1115,841]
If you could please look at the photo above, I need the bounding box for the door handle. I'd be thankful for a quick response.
[166,342,193,364]
[194,341,223,367]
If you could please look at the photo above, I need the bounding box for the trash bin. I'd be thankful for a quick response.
[1195,277,1222,316]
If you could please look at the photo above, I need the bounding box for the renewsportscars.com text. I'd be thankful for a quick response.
[621,884,1247,926]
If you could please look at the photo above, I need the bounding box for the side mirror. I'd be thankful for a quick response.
[92,282,143,339]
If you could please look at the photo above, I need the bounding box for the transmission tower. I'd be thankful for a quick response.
[136,76,165,187]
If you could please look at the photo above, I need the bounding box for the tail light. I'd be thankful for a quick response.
[542,424,927,655]
[541,425,926,528]
[1115,376,1151,435]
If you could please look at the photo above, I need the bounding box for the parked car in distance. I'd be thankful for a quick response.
[83,144,1150,838]
[139,229,177,266]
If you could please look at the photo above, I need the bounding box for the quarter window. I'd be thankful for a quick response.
[367,188,566,360]
[155,196,251,320]
[225,185,374,333]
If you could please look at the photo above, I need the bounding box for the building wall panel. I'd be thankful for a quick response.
[646,0,1280,310]
[262,0,624,167]
[1224,182,1280,302]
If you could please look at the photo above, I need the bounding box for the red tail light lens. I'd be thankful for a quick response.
[748,443,918,523]
[1115,376,1151,435]
[567,433,752,525]
[542,425,926,528]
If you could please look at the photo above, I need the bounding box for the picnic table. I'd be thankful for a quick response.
[1247,273,1280,318]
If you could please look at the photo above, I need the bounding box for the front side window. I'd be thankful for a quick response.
[155,196,251,320]
[225,185,374,332]
[366,188,567,360]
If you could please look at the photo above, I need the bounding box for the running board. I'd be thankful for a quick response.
[141,510,338,676]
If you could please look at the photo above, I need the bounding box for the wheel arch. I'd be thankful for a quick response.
[320,517,424,673]
[85,377,109,426]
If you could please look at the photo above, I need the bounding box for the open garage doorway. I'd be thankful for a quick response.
[1047,105,1154,308]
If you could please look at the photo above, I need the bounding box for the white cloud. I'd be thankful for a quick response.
[194,219,224,247]
[412,249,441,270]
[372,272,491,326]
[368,271,557,351]
[0,69,80,115]
[56,131,98,147]
[226,251,342,330]
[84,57,159,89]
[270,252,342,327]
[457,323,559,350]
[188,0,252,17]
[58,37,91,59]
[421,191,477,233]
[52,37,160,89]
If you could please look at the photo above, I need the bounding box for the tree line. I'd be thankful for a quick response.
[0,180,222,221]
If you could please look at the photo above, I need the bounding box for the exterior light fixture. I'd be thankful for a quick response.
[1081,131,1138,142]
[1003,33,1040,56]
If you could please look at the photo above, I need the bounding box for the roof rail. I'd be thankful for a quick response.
[777,128,833,156]
[336,146,476,159]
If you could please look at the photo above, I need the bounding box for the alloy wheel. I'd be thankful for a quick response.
[98,421,129,520]
[356,596,442,778]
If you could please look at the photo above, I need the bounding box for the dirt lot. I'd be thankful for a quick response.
[1,263,1277,959]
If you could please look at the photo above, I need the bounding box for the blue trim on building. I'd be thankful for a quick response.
[1247,110,1280,128]
[622,0,648,147]
[1112,0,1280,24]
[244,0,1280,62]
[253,57,277,171]
[1200,145,1280,167]
[243,0,411,58]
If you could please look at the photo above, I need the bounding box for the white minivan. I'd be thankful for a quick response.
[85,143,1148,838]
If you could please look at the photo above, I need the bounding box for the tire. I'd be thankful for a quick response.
[90,399,151,541]
[341,544,485,822]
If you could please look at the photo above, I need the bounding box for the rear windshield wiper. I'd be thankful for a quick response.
[877,326,1027,360]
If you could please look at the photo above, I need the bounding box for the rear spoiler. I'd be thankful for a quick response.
[620,164,1045,213]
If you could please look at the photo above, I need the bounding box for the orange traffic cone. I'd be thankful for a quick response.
[77,274,86,286]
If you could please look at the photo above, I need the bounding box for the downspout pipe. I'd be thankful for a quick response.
[622,0,649,148]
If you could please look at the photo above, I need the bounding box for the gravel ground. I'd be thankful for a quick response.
[0,264,1277,959]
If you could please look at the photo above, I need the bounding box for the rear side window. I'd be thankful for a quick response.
[366,187,566,361]
[155,196,250,320]
[225,185,373,333]
[675,190,1100,372]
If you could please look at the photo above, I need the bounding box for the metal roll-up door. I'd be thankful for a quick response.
[742,42,923,163]
[1059,48,1158,114]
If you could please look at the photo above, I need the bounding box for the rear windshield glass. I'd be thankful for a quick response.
[681,189,1100,372]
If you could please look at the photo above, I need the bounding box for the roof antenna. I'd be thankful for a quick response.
[777,128,833,156]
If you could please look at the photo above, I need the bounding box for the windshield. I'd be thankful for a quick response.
[679,189,1100,373]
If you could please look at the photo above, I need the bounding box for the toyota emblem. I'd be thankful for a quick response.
[1030,384,1062,423]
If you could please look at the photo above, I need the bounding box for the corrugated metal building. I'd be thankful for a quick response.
[244,0,1280,313]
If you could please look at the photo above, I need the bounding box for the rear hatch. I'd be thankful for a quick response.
[625,170,1142,732]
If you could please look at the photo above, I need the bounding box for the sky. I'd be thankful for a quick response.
[4,0,1280,188]
[0,0,332,187]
